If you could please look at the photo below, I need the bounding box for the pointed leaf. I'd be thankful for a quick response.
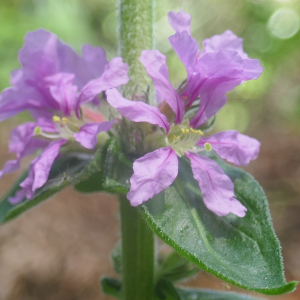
[157,251,199,282]
[0,154,88,223]
[141,157,298,295]
[0,140,113,223]
[100,277,121,298]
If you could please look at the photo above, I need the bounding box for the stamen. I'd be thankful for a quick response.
[53,115,61,123]
[204,142,212,151]
[61,117,68,125]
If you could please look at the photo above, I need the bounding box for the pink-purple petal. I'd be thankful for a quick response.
[188,50,245,127]
[74,120,114,149]
[201,30,249,59]
[190,78,241,128]
[169,31,200,80]
[168,10,191,34]
[18,29,94,89]
[128,146,178,206]
[0,159,21,180]
[140,50,184,123]
[77,57,129,108]
[9,122,36,153]
[20,139,67,199]
[8,189,26,205]
[186,152,247,217]
[0,122,49,179]
[106,88,170,132]
[45,72,78,116]
[81,44,108,78]
[198,131,260,166]
[242,59,264,80]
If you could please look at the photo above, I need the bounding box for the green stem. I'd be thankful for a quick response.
[120,196,155,300]
[118,0,154,97]
[118,1,155,299]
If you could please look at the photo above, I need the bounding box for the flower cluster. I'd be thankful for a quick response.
[106,10,262,217]
[0,10,262,217]
[0,29,128,203]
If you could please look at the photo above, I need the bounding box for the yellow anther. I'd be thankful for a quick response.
[61,117,68,125]
[53,115,61,123]
[197,130,204,136]
[185,129,190,133]
[181,128,185,134]
[190,128,195,133]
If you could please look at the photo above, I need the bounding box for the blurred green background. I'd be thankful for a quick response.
[0,0,299,299]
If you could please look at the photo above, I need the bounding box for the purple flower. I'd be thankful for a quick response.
[0,29,129,203]
[106,88,260,217]
[167,10,263,128]
[105,10,262,217]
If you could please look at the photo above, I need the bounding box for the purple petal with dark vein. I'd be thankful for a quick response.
[169,31,200,81]
[0,86,51,122]
[168,10,191,34]
[45,72,78,116]
[186,152,247,217]
[19,139,67,199]
[128,146,178,206]
[106,88,170,132]
[74,120,114,149]
[18,29,104,89]
[198,130,260,166]
[76,57,129,110]
[190,77,241,128]
[140,50,184,123]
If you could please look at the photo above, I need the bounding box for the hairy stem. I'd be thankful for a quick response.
[120,196,155,300]
[118,0,154,97]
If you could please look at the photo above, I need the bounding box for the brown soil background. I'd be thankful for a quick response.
[0,119,299,300]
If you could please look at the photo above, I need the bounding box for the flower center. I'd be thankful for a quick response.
[167,125,203,157]
[35,115,81,141]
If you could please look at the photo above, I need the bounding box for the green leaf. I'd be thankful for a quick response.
[100,277,121,298]
[74,143,108,193]
[0,154,88,223]
[176,287,263,300]
[156,279,181,300]
[141,157,298,295]
[0,140,114,223]
[156,251,199,282]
